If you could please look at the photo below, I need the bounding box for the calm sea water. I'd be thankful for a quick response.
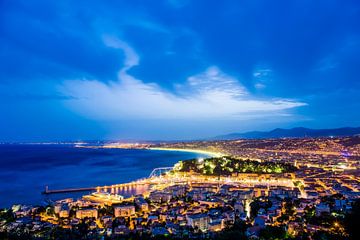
[0,144,208,208]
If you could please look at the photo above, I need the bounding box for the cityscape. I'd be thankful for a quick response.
[1,0,360,239]
[1,137,360,239]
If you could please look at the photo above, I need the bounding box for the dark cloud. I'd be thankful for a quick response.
[0,0,122,83]
[0,0,359,140]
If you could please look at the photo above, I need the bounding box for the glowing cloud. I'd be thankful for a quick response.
[60,37,306,121]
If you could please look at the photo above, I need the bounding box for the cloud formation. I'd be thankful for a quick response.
[60,37,306,122]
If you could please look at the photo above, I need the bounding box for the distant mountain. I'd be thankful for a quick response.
[213,127,360,140]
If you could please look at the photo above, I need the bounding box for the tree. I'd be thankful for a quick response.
[259,226,287,240]
[344,199,360,240]
[217,220,248,240]
[0,208,15,223]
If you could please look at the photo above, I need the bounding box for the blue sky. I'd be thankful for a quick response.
[1,0,360,141]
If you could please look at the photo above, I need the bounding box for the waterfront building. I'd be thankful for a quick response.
[75,208,98,219]
[149,191,172,203]
[114,205,136,217]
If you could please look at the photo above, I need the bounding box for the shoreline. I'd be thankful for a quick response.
[148,147,223,157]
[75,145,223,158]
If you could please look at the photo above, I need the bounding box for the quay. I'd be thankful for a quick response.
[42,186,97,194]
[42,167,173,195]
[42,180,151,195]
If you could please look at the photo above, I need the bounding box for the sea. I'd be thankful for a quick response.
[0,144,209,208]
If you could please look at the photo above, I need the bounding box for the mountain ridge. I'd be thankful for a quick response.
[213,127,360,140]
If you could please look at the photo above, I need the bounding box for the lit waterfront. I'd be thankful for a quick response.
[148,147,224,157]
[46,172,299,203]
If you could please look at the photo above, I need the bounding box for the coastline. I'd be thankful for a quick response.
[75,144,223,158]
[148,147,223,157]
[1,145,217,208]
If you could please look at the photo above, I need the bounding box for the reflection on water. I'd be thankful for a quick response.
[107,184,151,196]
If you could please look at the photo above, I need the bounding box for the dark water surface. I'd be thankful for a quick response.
[0,144,208,207]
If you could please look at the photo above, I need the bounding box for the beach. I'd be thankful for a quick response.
[148,147,224,157]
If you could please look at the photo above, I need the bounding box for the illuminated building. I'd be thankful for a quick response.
[76,208,98,219]
[114,205,136,217]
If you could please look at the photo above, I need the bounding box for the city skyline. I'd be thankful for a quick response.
[1,0,360,141]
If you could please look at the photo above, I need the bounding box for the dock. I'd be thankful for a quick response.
[42,186,97,194]
[42,180,151,195]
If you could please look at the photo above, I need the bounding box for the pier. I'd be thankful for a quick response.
[43,167,174,195]
[42,179,151,195]
[42,186,97,194]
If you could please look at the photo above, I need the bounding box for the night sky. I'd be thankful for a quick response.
[1,0,360,141]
